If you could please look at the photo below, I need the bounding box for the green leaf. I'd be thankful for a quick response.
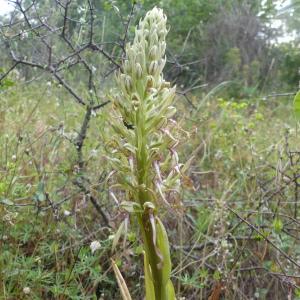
[120,201,141,213]
[155,217,172,287]
[272,218,283,233]
[143,251,155,300]
[34,182,45,202]
[293,91,300,119]
[0,77,15,91]
[166,280,176,299]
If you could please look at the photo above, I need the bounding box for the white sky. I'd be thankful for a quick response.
[0,0,13,16]
[0,0,296,42]
[0,0,293,16]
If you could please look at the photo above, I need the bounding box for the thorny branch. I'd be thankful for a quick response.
[0,0,137,223]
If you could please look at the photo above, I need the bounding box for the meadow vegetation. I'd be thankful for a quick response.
[0,1,300,299]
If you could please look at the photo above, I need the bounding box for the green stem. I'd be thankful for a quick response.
[138,214,164,300]
[135,105,166,299]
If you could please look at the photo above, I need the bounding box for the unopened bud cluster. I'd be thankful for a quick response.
[108,7,181,207]
[115,7,175,114]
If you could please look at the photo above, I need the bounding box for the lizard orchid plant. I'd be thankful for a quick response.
[108,7,185,300]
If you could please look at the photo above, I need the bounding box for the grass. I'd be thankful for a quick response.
[1,79,300,299]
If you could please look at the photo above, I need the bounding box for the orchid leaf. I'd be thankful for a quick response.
[143,251,155,300]
[156,217,172,287]
[120,201,142,213]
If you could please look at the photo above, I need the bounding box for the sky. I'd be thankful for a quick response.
[0,0,295,42]
[0,0,13,15]
[0,0,292,15]
[0,0,293,16]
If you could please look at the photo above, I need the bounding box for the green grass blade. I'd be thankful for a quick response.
[293,91,300,119]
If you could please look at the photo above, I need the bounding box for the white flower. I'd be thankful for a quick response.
[63,210,71,216]
[23,287,31,294]
[20,31,28,40]
[77,6,84,13]
[108,234,115,240]
[90,149,98,157]
[214,150,223,160]
[90,241,101,254]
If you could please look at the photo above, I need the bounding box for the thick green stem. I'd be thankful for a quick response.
[135,106,171,300]
[138,214,164,300]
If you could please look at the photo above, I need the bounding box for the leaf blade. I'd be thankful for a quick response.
[111,259,132,300]
[112,220,125,252]
[156,217,172,287]
[143,251,155,300]
[293,91,300,119]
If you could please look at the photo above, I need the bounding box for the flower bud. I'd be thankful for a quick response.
[166,106,176,118]
[160,81,170,90]
[159,42,166,56]
[148,88,158,95]
[146,76,154,88]
[148,61,158,75]
[124,60,131,73]
[149,46,158,60]
[144,29,149,41]
[132,101,139,110]
[148,116,167,131]
[136,51,145,67]
[135,29,143,43]
[150,149,161,161]
[135,63,143,79]
[131,93,140,109]
[124,75,133,93]
[161,86,175,101]
[150,32,158,46]
[119,74,127,93]
[151,25,158,35]
[131,93,140,102]
[158,29,167,39]
[157,20,166,32]
[127,47,135,62]
[158,58,166,73]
